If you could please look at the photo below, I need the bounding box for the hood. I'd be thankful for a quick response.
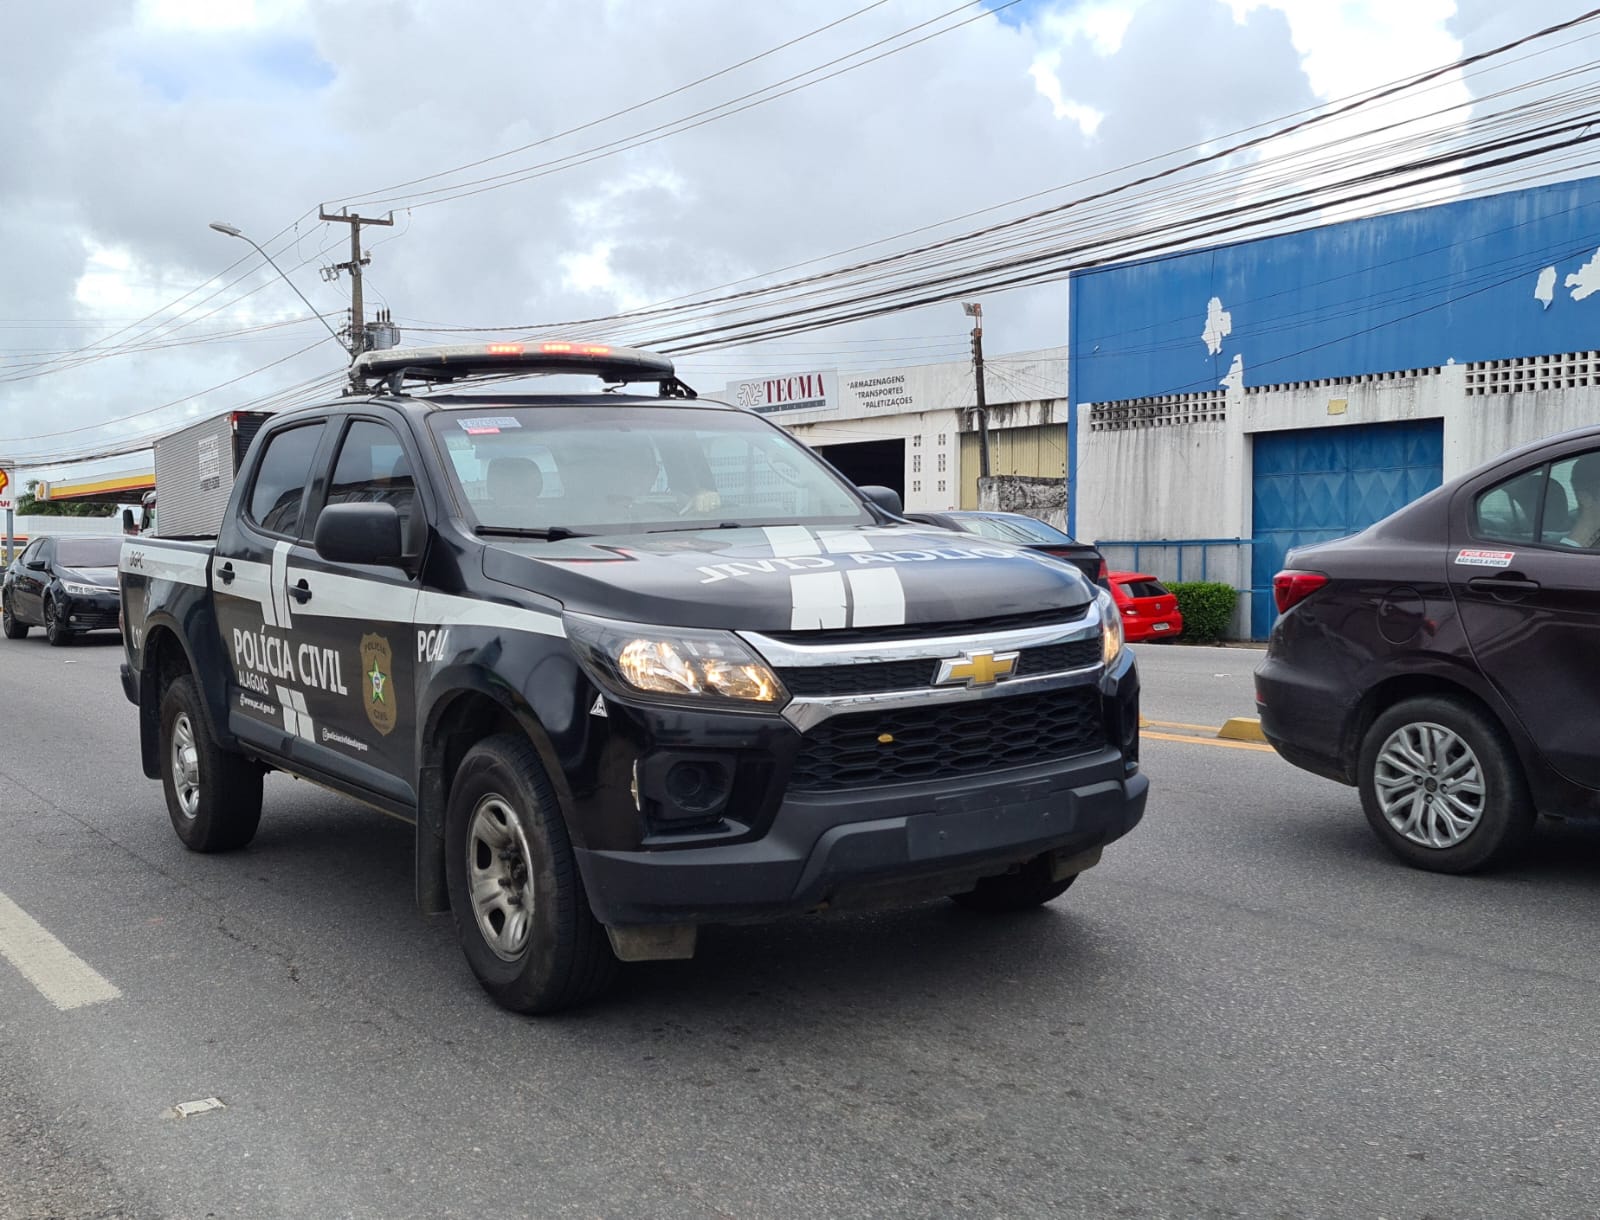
[58,566,119,588]
[481,524,1095,634]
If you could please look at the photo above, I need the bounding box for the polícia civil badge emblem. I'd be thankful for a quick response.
[359,633,396,737]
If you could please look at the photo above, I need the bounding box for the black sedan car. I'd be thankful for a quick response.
[1256,424,1600,873]
[907,510,1108,587]
[1,534,123,645]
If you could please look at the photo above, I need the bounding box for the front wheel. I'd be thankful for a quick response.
[160,675,263,851]
[1358,695,1534,874]
[1,596,27,639]
[445,734,617,1014]
[43,598,71,646]
[950,855,1077,912]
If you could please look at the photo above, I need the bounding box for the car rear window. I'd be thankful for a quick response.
[1121,579,1168,599]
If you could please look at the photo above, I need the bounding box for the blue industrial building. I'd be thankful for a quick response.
[1067,176,1600,635]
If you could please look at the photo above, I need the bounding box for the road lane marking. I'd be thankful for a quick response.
[1143,729,1276,754]
[0,891,121,1011]
[1143,718,1228,732]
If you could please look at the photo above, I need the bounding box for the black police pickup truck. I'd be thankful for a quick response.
[119,342,1146,1012]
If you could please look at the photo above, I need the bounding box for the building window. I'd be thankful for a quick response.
[912,435,921,448]
[912,480,922,493]
[912,454,922,473]
[937,453,947,473]
[937,479,947,493]
[938,433,947,446]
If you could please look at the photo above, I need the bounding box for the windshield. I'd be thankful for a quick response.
[56,538,123,568]
[428,404,872,534]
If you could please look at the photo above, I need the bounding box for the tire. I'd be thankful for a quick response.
[159,675,263,852]
[950,854,1077,913]
[444,733,617,1014]
[1,596,27,639]
[1358,695,1534,874]
[43,598,71,647]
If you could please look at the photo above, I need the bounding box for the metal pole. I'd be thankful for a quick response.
[208,223,347,352]
[4,507,12,567]
[962,301,991,480]
[317,210,395,357]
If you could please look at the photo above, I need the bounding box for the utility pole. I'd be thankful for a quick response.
[963,301,992,478]
[318,209,395,357]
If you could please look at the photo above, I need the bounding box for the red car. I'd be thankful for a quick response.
[1108,572,1183,642]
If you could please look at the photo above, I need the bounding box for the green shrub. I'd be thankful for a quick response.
[1168,581,1239,642]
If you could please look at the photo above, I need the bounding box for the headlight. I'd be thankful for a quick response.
[565,613,788,707]
[1096,588,1125,666]
[59,582,107,596]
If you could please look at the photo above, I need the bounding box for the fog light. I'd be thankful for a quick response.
[664,760,732,815]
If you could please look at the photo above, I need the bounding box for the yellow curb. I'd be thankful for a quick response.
[1143,730,1275,753]
[1217,716,1267,743]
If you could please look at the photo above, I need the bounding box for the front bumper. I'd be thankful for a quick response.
[577,748,1147,925]
[57,590,120,631]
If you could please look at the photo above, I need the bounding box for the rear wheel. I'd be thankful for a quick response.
[43,598,71,646]
[444,734,617,1013]
[950,855,1077,912]
[1358,695,1534,874]
[1,595,27,639]
[159,675,263,851]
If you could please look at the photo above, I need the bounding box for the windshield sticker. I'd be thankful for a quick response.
[458,416,521,435]
[1455,549,1515,568]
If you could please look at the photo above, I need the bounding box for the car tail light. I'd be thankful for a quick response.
[1273,570,1329,613]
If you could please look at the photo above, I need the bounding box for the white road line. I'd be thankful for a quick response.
[0,891,121,1011]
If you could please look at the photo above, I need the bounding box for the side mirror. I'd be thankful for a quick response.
[121,508,136,533]
[26,558,46,571]
[858,485,904,516]
[314,503,408,568]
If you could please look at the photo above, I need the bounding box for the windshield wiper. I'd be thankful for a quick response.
[477,525,593,541]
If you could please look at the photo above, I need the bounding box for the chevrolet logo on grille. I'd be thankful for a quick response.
[934,649,1020,688]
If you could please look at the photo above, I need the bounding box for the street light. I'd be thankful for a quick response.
[208,221,349,354]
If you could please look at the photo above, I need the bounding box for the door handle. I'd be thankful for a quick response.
[216,563,235,585]
[1468,576,1540,596]
[289,579,312,604]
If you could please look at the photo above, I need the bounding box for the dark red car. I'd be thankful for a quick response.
[1255,424,1600,874]
[1108,572,1183,642]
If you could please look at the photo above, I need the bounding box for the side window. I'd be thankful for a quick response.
[1471,465,1545,544]
[1547,450,1600,549]
[325,421,416,530]
[247,424,325,538]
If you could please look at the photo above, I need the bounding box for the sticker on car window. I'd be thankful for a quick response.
[458,416,522,435]
[1454,549,1515,567]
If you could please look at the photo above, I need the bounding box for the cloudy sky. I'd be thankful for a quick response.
[0,0,1588,481]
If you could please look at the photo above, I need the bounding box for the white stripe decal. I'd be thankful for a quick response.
[820,531,873,554]
[222,558,276,628]
[790,572,848,630]
[763,526,821,558]
[0,890,121,1012]
[846,568,907,627]
[414,591,565,638]
[119,545,209,588]
[269,541,293,627]
[287,567,420,623]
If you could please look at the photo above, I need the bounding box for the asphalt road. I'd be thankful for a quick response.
[4,633,1600,1219]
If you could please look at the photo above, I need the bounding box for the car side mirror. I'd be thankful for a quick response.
[314,502,409,569]
[25,559,46,571]
[121,508,137,534]
[858,485,904,516]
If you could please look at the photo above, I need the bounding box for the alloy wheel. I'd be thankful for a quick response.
[170,712,201,819]
[1373,721,1486,849]
[466,794,536,961]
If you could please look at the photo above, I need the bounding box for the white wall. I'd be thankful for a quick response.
[788,408,964,513]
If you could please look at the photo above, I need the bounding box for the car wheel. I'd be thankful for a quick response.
[444,733,617,1014]
[160,675,264,852]
[1358,695,1534,874]
[43,597,71,646]
[950,854,1077,912]
[1,595,27,639]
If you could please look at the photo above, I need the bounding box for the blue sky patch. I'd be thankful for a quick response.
[127,33,334,103]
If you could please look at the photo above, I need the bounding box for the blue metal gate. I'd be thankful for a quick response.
[1250,420,1443,636]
